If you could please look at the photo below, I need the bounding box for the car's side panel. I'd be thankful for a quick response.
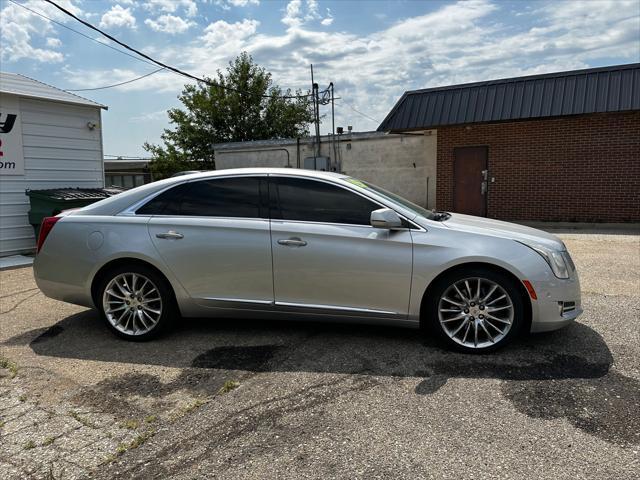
[270,220,413,317]
[33,215,191,311]
[147,217,274,308]
[408,226,581,331]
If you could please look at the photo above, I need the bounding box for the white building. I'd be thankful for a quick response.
[0,72,107,256]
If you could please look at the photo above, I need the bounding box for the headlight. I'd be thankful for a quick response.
[518,241,570,279]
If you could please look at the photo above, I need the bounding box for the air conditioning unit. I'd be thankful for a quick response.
[303,156,331,171]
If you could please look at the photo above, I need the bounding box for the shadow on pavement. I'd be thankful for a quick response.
[5,310,639,445]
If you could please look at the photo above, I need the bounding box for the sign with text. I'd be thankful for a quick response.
[0,105,24,176]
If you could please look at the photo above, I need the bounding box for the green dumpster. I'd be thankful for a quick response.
[26,187,124,239]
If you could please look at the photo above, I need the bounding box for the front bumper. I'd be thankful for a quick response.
[529,270,582,333]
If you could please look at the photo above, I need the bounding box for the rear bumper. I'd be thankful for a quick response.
[33,254,94,308]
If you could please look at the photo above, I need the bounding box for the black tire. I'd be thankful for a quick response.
[425,267,525,353]
[96,264,177,341]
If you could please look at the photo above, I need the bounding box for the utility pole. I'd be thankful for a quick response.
[330,82,336,171]
[310,64,320,163]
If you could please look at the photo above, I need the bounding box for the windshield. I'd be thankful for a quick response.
[345,177,438,220]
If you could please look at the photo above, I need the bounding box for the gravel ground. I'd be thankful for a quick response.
[0,231,638,479]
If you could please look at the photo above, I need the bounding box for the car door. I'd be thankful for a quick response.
[142,175,273,309]
[269,175,413,318]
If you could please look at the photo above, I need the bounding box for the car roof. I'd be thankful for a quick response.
[172,168,348,181]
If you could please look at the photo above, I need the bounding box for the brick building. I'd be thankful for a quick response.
[378,64,640,223]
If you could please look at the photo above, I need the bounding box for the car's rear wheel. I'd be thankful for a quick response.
[426,268,524,353]
[97,265,175,341]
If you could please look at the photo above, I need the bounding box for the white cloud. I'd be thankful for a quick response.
[0,0,83,63]
[321,8,333,26]
[59,0,640,137]
[227,0,260,6]
[201,19,260,47]
[46,37,62,48]
[282,0,334,28]
[305,0,320,21]
[144,0,197,18]
[282,0,302,27]
[145,14,195,34]
[99,5,137,30]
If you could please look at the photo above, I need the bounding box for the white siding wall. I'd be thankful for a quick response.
[0,95,104,256]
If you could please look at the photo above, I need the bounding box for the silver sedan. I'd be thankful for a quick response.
[33,168,582,352]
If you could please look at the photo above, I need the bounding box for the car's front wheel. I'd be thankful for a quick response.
[97,265,175,341]
[426,268,524,353]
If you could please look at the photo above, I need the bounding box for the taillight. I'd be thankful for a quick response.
[37,216,61,253]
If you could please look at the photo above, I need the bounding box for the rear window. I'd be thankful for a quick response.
[136,177,263,218]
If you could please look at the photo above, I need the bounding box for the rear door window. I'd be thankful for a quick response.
[137,176,265,218]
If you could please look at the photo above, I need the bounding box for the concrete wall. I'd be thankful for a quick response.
[214,131,437,208]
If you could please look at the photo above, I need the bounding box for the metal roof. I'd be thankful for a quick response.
[0,71,107,109]
[378,63,640,132]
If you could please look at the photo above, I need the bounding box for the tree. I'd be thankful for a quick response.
[145,52,314,179]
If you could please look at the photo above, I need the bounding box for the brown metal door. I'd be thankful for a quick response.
[453,147,488,217]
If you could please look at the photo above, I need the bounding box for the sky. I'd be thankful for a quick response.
[1,0,639,158]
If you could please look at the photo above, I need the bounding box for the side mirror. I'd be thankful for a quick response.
[370,208,403,229]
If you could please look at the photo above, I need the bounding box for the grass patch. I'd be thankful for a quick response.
[114,431,154,457]
[18,394,27,402]
[129,432,150,449]
[144,415,157,424]
[69,411,97,429]
[169,398,208,421]
[219,380,240,394]
[0,357,18,378]
[121,419,139,430]
[183,398,206,413]
[42,436,55,446]
[24,440,36,450]
[0,419,5,428]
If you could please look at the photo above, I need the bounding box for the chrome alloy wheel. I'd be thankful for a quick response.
[437,277,514,349]
[102,273,163,336]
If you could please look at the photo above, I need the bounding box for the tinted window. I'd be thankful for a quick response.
[271,177,379,225]
[137,177,263,218]
[136,183,190,215]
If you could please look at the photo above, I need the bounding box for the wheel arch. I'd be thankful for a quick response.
[90,257,179,311]
[419,262,532,333]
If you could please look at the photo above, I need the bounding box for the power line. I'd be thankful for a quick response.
[6,0,157,68]
[66,67,165,91]
[336,99,380,124]
[43,0,315,100]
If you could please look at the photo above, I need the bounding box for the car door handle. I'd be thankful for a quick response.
[156,231,184,240]
[277,238,307,247]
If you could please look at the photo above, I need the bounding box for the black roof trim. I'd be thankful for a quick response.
[378,63,640,131]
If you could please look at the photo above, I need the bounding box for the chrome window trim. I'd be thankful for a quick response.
[117,171,424,231]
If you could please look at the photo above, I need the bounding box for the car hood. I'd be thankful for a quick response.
[441,213,565,250]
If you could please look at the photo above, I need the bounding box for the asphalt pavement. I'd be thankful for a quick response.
[0,231,638,479]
